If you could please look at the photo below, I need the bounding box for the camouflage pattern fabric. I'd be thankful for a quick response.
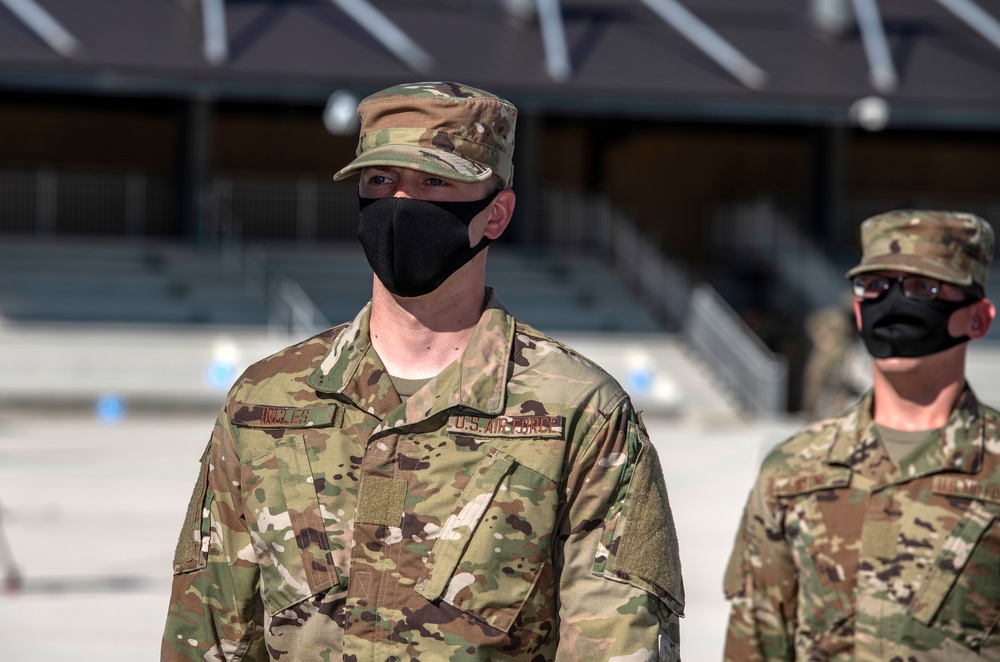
[162,289,684,661]
[333,82,517,187]
[845,210,994,289]
[723,386,1000,661]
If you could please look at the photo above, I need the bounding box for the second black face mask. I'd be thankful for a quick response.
[858,285,973,359]
[357,193,496,298]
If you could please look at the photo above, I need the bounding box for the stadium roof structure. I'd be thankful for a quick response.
[3,0,1000,129]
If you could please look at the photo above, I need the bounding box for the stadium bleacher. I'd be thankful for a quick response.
[0,239,664,333]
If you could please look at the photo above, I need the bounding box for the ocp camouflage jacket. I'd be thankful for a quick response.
[162,289,684,661]
[724,386,1000,661]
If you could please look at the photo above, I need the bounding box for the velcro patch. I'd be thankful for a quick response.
[611,440,685,616]
[861,519,899,559]
[357,475,407,526]
[229,402,342,429]
[933,477,1000,505]
[447,414,564,438]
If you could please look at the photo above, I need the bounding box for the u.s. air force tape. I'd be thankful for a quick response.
[447,415,564,438]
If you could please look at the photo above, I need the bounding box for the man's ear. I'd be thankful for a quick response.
[853,297,863,331]
[967,298,996,339]
[483,189,516,240]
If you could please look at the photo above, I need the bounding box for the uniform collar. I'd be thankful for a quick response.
[827,384,984,481]
[306,287,514,423]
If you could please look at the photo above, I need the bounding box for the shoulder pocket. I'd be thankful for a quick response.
[597,429,685,617]
[417,448,559,633]
[172,442,213,574]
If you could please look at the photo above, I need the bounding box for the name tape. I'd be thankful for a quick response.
[229,403,342,428]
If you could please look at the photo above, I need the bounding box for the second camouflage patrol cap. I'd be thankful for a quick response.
[333,81,517,187]
[846,209,995,289]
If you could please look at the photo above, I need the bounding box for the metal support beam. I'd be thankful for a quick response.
[0,0,80,59]
[201,0,228,65]
[537,0,571,81]
[850,0,898,93]
[638,0,767,89]
[935,0,1000,53]
[329,0,433,73]
[177,98,214,244]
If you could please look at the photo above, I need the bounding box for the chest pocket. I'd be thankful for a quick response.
[772,468,857,635]
[909,487,1000,652]
[233,402,348,616]
[416,447,559,633]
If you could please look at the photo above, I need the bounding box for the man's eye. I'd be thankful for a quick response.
[867,278,888,290]
[368,175,390,186]
[426,178,447,187]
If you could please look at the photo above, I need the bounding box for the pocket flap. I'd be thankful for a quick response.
[415,447,559,633]
[242,434,342,615]
[910,499,996,625]
[417,450,515,602]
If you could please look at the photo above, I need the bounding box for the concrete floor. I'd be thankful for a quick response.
[0,408,802,662]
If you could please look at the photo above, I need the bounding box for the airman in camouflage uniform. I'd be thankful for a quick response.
[724,210,1000,661]
[162,82,684,662]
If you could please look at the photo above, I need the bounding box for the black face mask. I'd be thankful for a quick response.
[858,285,976,359]
[357,192,497,298]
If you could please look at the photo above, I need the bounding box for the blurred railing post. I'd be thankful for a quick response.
[542,189,692,329]
[268,278,330,339]
[297,179,318,243]
[685,284,788,417]
[36,169,57,235]
[542,188,789,417]
[124,173,146,235]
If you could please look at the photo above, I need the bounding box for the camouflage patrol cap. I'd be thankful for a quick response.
[333,81,517,187]
[846,209,995,290]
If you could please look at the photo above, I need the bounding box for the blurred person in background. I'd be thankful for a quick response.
[0,501,21,594]
[800,296,870,420]
[161,81,683,662]
[723,210,1000,660]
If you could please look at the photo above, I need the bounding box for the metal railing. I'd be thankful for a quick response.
[714,194,1000,312]
[542,189,788,416]
[211,177,357,243]
[711,196,847,312]
[542,190,692,326]
[0,169,172,235]
[686,284,788,417]
[268,278,331,338]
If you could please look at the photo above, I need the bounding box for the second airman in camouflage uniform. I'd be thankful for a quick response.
[162,82,684,661]
[724,210,1000,661]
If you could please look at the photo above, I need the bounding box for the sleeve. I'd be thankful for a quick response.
[722,470,797,662]
[555,400,684,661]
[161,411,267,662]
